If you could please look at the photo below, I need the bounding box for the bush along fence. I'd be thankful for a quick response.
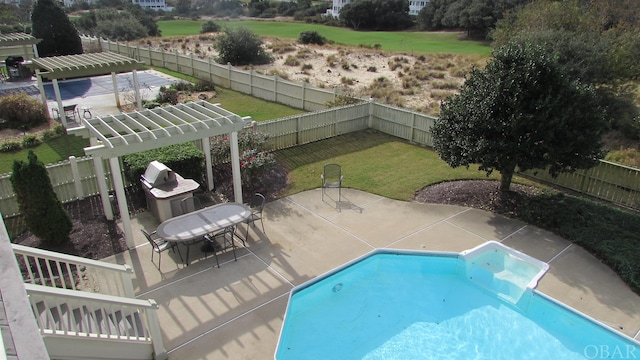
[0,100,637,221]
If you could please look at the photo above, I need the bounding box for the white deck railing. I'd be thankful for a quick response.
[25,283,167,360]
[12,243,135,298]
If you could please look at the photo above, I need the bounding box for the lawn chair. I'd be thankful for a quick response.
[321,163,343,201]
[205,226,237,268]
[243,193,265,243]
[141,229,182,270]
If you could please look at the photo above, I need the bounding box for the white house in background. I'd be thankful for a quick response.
[325,0,428,18]
[131,0,168,10]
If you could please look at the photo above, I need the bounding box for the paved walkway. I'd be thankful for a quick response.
[105,188,640,359]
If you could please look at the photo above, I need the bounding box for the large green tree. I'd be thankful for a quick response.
[10,151,72,246]
[214,27,272,66]
[491,0,640,139]
[417,0,530,38]
[340,0,412,31]
[31,0,82,57]
[431,43,607,191]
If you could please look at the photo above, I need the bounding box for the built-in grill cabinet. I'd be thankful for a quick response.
[141,161,200,222]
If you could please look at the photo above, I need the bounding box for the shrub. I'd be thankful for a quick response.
[214,27,273,66]
[210,129,273,189]
[210,129,270,165]
[284,55,300,66]
[0,93,48,130]
[123,142,205,188]
[201,20,220,33]
[341,77,355,85]
[0,140,22,152]
[156,86,179,105]
[298,30,326,45]
[10,151,72,245]
[605,148,640,168]
[326,54,337,67]
[301,63,313,71]
[240,149,276,187]
[325,95,364,107]
[367,66,377,72]
[21,134,41,148]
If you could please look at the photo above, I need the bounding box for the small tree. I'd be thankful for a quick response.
[214,27,273,66]
[298,30,326,45]
[31,0,82,57]
[431,42,607,191]
[200,20,220,33]
[10,151,72,246]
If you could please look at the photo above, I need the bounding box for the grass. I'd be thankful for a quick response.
[149,67,306,122]
[275,129,640,294]
[157,20,491,55]
[0,135,89,175]
[275,129,511,200]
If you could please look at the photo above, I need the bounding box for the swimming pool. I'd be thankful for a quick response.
[276,242,640,359]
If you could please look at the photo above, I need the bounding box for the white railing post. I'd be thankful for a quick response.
[145,299,168,360]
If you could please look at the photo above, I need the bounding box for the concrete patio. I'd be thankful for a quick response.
[103,188,640,359]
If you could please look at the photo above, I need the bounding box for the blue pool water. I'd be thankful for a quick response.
[276,250,640,359]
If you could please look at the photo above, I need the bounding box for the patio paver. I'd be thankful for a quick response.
[103,188,640,358]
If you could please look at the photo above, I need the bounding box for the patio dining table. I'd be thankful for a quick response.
[155,202,252,265]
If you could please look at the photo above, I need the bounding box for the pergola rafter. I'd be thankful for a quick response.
[69,100,252,248]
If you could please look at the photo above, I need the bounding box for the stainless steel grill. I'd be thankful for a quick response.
[141,161,199,222]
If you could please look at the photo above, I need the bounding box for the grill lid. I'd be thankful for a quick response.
[141,161,176,187]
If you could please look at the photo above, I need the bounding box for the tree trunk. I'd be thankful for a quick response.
[500,167,514,191]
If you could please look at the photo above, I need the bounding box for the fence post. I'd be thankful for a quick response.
[301,81,306,110]
[190,52,195,77]
[227,62,232,88]
[249,69,254,96]
[273,74,278,102]
[69,156,84,200]
[368,97,374,128]
[148,45,152,66]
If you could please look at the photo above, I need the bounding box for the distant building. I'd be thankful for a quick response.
[325,0,428,18]
[131,0,168,10]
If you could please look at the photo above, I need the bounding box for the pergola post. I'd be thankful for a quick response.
[230,131,243,203]
[35,69,46,104]
[112,72,121,108]
[91,138,113,220]
[52,78,67,128]
[202,137,214,191]
[109,157,134,249]
[132,69,142,110]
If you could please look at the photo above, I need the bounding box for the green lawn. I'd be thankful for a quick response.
[276,129,515,200]
[158,20,491,55]
[0,135,89,175]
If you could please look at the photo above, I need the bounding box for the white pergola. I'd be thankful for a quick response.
[0,32,41,59]
[30,52,142,127]
[69,100,252,248]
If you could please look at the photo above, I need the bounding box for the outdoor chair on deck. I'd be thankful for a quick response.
[321,163,343,201]
[141,229,182,270]
[242,193,265,244]
[205,226,237,268]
